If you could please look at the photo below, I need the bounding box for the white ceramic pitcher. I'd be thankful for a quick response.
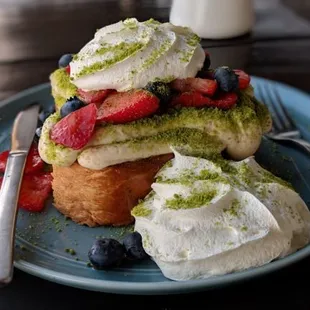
[169,0,254,39]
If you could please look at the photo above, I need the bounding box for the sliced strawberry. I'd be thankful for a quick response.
[0,173,53,212]
[210,92,238,109]
[97,89,159,124]
[0,143,44,174]
[171,91,237,110]
[50,103,97,150]
[171,78,217,96]
[65,65,70,74]
[171,91,213,107]
[77,89,113,104]
[234,69,251,89]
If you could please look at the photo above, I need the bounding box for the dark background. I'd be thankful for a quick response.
[1,1,310,309]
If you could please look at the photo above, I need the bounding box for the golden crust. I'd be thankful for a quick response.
[51,154,173,227]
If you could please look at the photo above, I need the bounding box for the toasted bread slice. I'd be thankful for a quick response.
[52,154,173,227]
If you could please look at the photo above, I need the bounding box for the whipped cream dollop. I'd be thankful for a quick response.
[69,18,205,91]
[132,150,310,281]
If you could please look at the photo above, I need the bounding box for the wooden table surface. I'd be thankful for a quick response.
[1,1,310,309]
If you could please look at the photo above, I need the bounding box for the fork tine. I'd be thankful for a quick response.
[256,83,281,133]
[264,84,286,132]
[272,87,296,130]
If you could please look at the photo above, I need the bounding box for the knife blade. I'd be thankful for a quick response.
[0,103,40,285]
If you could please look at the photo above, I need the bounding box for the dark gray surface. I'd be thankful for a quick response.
[1,257,310,310]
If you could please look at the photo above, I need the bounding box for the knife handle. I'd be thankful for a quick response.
[0,152,27,285]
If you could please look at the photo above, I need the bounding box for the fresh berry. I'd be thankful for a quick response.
[36,127,42,138]
[0,143,44,174]
[210,92,238,109]
[214,67,239,92]
[50,103,97,150]
[60,96,85,118]
[234,69,251,89]
[88,238,125,269]
[202,51,211,70]
[171,91,237,110]
[171,91,213,107]
[65,65,71,74]
[39,106,56,124]
[144,82,172,104]
[171,78,217,96]
[58,54,73,68]
[97,89,159,124]
[123,232,148,260]
[77,89,112,104]
[0,173,53,212]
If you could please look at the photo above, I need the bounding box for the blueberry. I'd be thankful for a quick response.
[144,82,172,104]
[88,238,125,269]
[214,66,239,92]
[58,53,73,68]
[38,105,56,124]
[35,127,42,138]
[60,97,84,118]
[123,232,148,260]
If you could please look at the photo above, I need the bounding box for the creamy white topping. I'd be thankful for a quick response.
[38,88,270,169]
[69,18,205,91]
[132,150,310,281]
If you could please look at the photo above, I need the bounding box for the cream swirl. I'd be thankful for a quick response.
[132,150,310,281]
[69,18,205,91]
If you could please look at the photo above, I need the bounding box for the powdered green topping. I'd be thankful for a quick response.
[166,188,218,210]
[141,39,173,70]
[237,162,256,186]
[95,42,143,57]
[157,169,228,186]
[125,128,224,156]
[51,91,67,109]
[224,199,241,217]
[41,113,63,162]
[77,42,145,77]
[131,202,152,217]
[144,18,161,26]
[123,18,138,29]
[186,33,200,47]
[153,75,176,83]
[180,50,194,63]
[50,68,77,100]
[260,169,293,189]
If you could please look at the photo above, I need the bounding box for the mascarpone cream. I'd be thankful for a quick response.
[38,89,271,169]
[69,18,205,91]
[132,149,310,281]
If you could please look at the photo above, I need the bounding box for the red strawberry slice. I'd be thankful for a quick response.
[97,89,159,124]
[171,91,213,107]
[210,92,238,109]
[171,91,237,110]
[234,69,251,89]
[0,173,53,212]
[77,89,113,104]
[65,65,70,74]
[0,143,44,174]
[171,78,217,96]
[50,103,97,150]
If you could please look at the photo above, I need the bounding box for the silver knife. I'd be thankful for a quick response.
[0,103,40,285]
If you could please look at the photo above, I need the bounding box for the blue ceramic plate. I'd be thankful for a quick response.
[1,76,310,295]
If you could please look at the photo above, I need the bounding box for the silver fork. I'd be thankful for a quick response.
[256,83,310,153]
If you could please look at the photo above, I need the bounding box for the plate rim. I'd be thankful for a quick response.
[2,76,310,294]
